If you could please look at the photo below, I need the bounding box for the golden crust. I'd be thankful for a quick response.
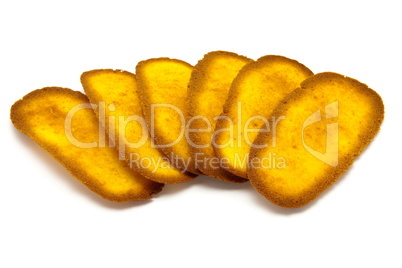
[10,87,163,202]
[214,55,314,178]
[248,72,384,208]
[81,69,195,184]
[188,51,252,183]
[136,58,202,175]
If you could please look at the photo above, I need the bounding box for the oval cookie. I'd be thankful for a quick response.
[11,87,163,201]
[248,72,384,208]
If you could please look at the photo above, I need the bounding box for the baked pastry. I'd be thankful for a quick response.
[248,72,384,208]
[81,69,196,183]
[10,87,163,201]
[214,55,313,178]
[136,58,201,174]
[188,51,252,183]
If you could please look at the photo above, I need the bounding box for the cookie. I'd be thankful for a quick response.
[136,58,201,174]
[81,69,196,183]
[188,51,252,183]
[248,72,384,208]
[10,87,163,201]
[214,55,313,178]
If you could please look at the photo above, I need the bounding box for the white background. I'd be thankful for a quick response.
[1,1,401,267]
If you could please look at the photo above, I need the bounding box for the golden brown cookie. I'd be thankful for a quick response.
[214,55,313,178]
[248,72,384,208]
[188,51,252,183]
[11,87,163,202]
[136,58,201,175]
[81,69,195,184]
